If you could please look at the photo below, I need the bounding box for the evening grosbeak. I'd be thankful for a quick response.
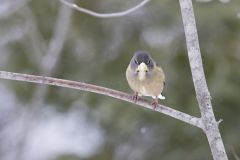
[126,51,165,109]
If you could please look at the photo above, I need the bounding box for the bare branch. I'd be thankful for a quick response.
[179,0,228,159]
[0,70,203,128]
[59,0,150,18]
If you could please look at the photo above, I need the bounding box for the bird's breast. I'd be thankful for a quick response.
[126,65,165,97]
[140,86,150,96]
[138,72,147,81]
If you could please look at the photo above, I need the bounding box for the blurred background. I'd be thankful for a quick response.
[0,0,240,159]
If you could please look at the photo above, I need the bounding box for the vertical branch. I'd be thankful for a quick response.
[179,0,228,160]
[15,3,73,160]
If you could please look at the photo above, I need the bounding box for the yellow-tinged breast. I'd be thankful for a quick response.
[126,64,165,97]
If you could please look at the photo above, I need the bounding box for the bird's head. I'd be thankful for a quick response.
[130,51,154,80]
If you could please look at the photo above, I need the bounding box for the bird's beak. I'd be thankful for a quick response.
[137,63,148,81]
[137,62,148,72]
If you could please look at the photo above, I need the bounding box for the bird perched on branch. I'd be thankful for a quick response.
[126,51,165,109]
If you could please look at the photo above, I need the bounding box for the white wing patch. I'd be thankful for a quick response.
[140,87,165,100]
[158,94,165,100]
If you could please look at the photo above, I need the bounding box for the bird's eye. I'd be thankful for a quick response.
[134,60,138,64]
[146,60,151,65]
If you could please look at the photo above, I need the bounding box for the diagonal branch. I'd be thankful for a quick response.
[0,70,203,128]
[59,0,150,18]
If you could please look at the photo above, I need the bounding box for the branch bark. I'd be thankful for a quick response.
[179,0,228,159]
[0,70,202,128]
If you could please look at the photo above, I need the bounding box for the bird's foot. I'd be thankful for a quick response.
[151,99,158,110]
[132,92,139,103]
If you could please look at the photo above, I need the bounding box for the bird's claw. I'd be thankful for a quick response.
[151,99,158,110]
[132,92,139,103]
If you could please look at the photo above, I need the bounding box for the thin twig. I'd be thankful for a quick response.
[59,0,150,18]
[0,70,203,128]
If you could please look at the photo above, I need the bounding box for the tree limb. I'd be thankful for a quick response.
[59,0,150,18]
[0,70,203,128]
[179,0,228,159]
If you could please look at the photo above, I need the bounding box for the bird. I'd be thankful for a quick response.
[126,51,165,110]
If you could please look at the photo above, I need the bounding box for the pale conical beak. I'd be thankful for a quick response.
[137,62,148,72]
[137,62,148,81]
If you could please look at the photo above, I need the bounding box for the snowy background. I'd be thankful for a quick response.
[0,0,240,159]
